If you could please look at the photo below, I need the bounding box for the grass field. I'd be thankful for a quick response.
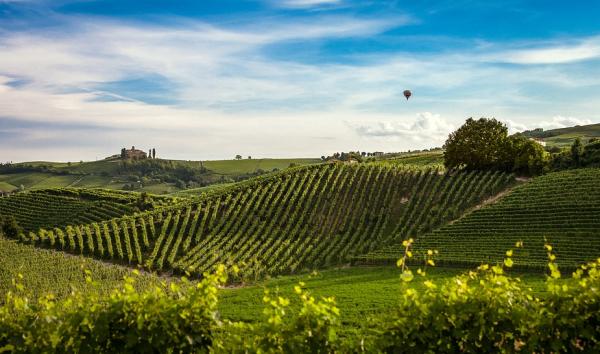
[524,123,600,147]
[0,181,17,192]
[221,265,554,338]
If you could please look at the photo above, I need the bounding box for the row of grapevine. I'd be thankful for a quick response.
[361,168,600,269]
[14,164,515,277]
[0,189,139,232]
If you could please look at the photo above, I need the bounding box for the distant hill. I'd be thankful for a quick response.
[0,157,320,194]
[521,123,600,148]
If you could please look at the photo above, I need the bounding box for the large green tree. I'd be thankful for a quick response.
[444,117,547,175]
[443,118,508,170]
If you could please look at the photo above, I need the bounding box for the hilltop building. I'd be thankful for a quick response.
[122,146,147,159]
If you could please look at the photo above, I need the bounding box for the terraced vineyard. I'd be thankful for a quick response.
[0,189,151,232]
[360,168,600,269]
[15,164,514,277]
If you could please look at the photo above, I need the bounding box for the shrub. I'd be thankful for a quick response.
[0,266,227,353]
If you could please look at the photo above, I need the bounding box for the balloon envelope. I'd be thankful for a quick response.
[403,90,412,100]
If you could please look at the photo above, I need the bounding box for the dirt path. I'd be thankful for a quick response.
[448,178,531,225]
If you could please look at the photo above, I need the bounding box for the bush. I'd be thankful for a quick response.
[0,267,227,353]
[2,251,600,352]
[0,216,22,238]
[219,283,340,353]
[372,244,600,353]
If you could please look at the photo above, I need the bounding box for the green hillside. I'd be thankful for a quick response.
[370,151,445,169]
[13,164,514,278]
[0,157,320,194]
[0,188,167,232]
[361,168,600,269]
[522,123,600,147]
[202,158,320,175]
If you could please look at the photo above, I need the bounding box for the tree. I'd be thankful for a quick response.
[0,215,22,238]
[121,148,127,159]
[571,138,583,167]
[152,148,156,159]
[235,155,242,160]
[444,117,548,175]
[444,118,508,170]
[248,156,252,160]
[582,140,600,167]
[510,136,547,175]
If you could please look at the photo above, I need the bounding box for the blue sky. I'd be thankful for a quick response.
[1,0,600,161]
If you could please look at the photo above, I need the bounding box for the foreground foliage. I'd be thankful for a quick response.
[2,249,600,353]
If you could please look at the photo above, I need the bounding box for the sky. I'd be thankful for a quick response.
[1,0,600,162]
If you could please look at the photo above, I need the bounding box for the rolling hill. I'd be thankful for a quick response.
[9,164,514,278]
[0,157,320,194]
[522,123,600,148]
[360,168,600,269]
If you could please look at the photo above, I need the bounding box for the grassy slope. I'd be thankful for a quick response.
[0,181,17,192]
[2,158,320,193]
[203,158,320,175]
[372,151,445,169]
[361,168,600,269]
[0,237,161,301]
[533,123,600,147]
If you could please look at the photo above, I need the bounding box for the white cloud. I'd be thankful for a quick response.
[491,36,600,65]
[537,116,593,130]
[502,119,528,134]
[349,112,455,143]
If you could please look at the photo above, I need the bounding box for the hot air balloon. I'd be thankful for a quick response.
[403,90,412,100]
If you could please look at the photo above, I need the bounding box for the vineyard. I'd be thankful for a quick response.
[12,164,514,277]
[0,237,161,301]
[360,168,600,269]
[372,151,445,169]
[0,188,163,232]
